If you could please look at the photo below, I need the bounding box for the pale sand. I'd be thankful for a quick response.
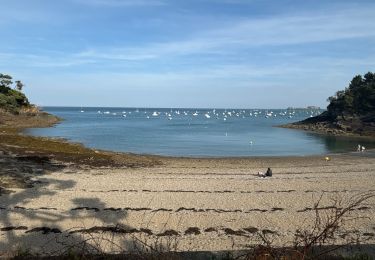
[0,153,374,254]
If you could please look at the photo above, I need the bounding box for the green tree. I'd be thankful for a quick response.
[0,73,13,94]
[15,80,24,91]
[327,72,375,119]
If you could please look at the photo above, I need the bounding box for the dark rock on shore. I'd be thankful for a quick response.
[0,109,61,129]
[281,111,375,137]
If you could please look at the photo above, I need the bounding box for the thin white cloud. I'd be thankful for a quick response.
[74,39,224,61]
[214,8,375,46]
[75,49,158,61]
[74,5,375,61]
[73,0,166,7]
[0,52,95,68]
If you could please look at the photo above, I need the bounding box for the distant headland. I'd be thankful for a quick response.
[282,72,375,137]
[286,106,321,110]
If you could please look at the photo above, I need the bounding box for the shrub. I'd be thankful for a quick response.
[0,73,30,113]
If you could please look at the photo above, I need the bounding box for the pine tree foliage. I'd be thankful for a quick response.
[327,72,375,119]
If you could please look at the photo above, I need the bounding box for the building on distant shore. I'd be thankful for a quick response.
[287,106,321,110]
[306,106,321,110]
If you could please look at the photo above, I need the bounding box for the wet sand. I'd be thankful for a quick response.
[0,152,374,255]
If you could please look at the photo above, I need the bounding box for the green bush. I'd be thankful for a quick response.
[0,73,30,113]
[8,89,29,106]
[0,93,19,113]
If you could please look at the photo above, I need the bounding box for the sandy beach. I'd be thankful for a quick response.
[1,151,374,256]
[2,0,375,257]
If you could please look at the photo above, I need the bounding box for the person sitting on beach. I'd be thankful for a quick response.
[258,168,272,177]
[361,146,366,152]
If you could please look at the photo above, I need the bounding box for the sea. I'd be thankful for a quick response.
[24,107,375,157]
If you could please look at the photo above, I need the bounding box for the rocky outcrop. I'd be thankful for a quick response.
[281,111,375,137]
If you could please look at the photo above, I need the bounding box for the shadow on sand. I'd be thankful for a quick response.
[0,152,174,258]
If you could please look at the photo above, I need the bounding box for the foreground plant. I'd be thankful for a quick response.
[238,192,375,260]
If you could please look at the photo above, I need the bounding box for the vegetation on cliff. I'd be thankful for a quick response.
[0,72,59,128]
[286,72,375,136]
[326,72,375,120]
[0,73,30,113]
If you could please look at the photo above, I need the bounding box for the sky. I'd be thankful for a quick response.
[1,0,375,108]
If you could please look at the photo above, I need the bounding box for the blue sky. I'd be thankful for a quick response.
[1,0,374,108]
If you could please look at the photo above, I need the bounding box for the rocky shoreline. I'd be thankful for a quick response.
[281,111,375,138]
[0,109,61,129]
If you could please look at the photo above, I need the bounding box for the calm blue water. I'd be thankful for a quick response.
[25,107,375,157]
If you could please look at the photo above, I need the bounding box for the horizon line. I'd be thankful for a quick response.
[39,105,324,110]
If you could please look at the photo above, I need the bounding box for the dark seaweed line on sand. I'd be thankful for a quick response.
[42,188,295,194]
[0,205,279,213]
[38,188,375,195]
[0,225,279,237]
[3,225,374,240]
[1,205,370,213]
[70,206,283,213]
